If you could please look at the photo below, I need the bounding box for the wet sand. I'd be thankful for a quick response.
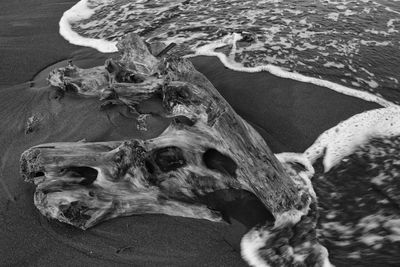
[190,56,380,153]
[0,0,380,266]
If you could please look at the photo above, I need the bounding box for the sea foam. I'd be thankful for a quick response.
[192,33,395,108]
[60,0,400,97]
[304,106,400,171]
[192,34,400,172]
[59,0,118,53]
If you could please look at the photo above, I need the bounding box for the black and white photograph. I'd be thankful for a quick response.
[1,0,400,266]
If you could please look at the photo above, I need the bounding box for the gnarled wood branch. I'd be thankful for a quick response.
[21,33,331,266]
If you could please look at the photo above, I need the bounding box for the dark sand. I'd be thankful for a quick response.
[0,0,380,266]
[190,57,380,153]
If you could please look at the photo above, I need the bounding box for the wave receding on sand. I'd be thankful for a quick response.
[59,0,400,98]
[59,0,118,53]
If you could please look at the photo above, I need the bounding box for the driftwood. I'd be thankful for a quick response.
[20,33,330,266]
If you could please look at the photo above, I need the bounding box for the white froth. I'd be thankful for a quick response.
[361,40,391,46]
[275,152,315,179]
[304,106,400,172]
[327,12,339,21]
[323,61,345,68]
[192,33,394,108]
[241,227,333,267]
[357,214,400,245]
[59,0,117,53]
[241,229,271,267]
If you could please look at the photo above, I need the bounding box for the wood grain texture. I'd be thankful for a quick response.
[20,33,330,266]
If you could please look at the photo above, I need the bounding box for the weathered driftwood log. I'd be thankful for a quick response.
[21,33,330,266]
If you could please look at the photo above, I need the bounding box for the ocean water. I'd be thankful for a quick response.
[62,0,400,103]
[313,136,400,266]
[56,0,400,266]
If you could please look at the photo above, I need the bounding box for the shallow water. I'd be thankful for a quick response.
[66,0,400,103]
[314,136,400,266]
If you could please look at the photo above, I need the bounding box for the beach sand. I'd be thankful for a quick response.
[0,0,380,266]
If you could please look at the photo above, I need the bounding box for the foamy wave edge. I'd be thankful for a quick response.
[194,34,400,174]
[59,0,118,53]
[194,34,400,173]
